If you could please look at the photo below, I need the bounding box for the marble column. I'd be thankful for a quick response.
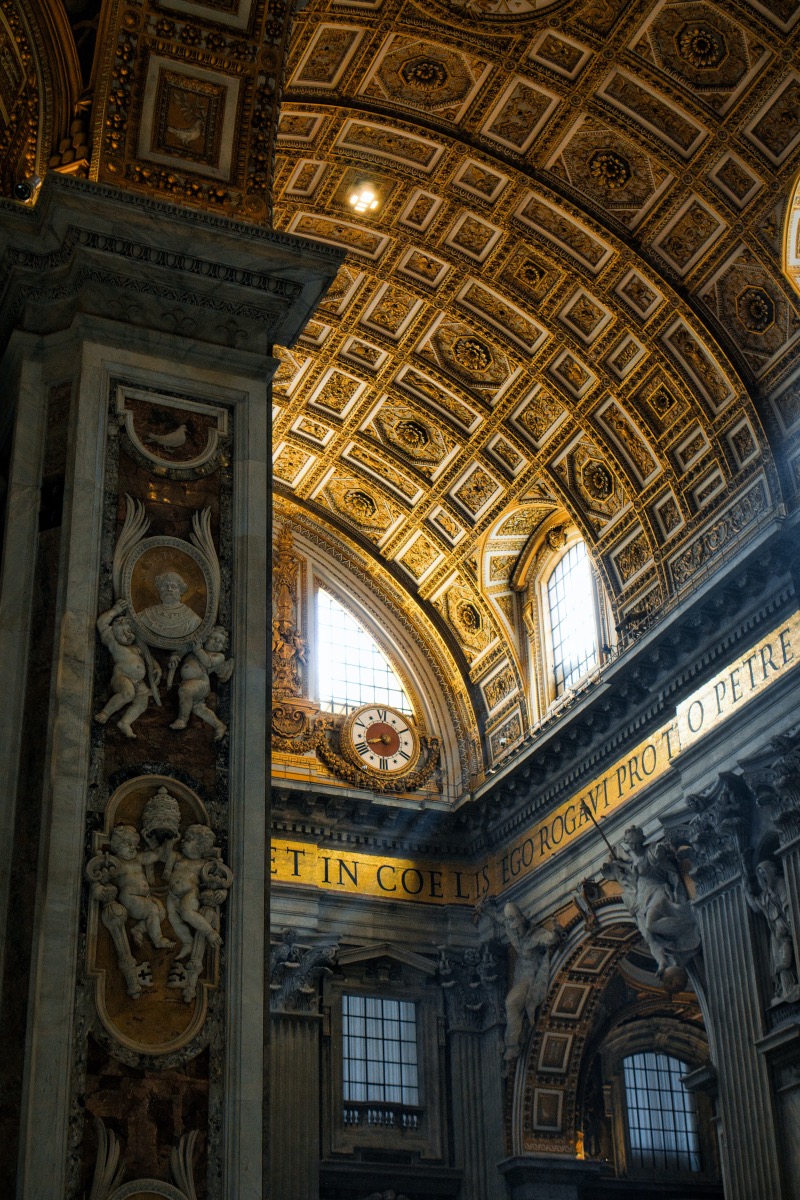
[439,944,507,1200]
[742,729,800,1200]
[0,173,342,1199]
[682,773,785,1200]
[269,1013,322,1200]
[450,1028,506,1200]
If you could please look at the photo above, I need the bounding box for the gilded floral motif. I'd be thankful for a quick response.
[588,150,631,189]
[453,466,499,515]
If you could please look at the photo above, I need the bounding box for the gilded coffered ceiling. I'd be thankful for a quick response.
[8,0,800,778]
[269,0,800,737]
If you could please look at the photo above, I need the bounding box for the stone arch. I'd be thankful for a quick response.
[0,0,81,194]
[509,894,710,1162]
[784,168,800,303]
[510,905,642,1157]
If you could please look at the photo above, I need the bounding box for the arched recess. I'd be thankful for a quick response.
[510,901,711,1168]
[0,0,81,193]
[784,169,800,303]
[274,496,482,801]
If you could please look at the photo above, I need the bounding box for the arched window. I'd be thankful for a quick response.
[316,587,412,714]
[623,1052,701,1173]
[546,540,600,696]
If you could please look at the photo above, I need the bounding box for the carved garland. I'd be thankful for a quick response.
[273,710,441,793]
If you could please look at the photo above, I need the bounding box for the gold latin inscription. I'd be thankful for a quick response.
[271,611,800,905]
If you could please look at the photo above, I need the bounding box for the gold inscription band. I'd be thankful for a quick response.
[271,612,800,906]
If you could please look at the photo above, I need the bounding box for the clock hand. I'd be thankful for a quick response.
[367,734,392,744]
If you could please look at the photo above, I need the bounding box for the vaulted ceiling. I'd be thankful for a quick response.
[269,0,800,702]
[6,0,800,777]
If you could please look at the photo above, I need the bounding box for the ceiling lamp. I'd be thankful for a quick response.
[348,184,379,215]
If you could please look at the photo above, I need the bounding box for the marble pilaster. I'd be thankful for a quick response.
[683,773,785,1200]
[0,174,342,1199]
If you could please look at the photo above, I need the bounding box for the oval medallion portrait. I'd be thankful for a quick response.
[122,537,218,650]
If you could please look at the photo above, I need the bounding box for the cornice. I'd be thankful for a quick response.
[0,173,345,352]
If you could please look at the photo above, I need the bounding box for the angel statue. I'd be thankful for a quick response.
[475,895,564,1067]
[743,858,800,1005]
[602,824,700,991]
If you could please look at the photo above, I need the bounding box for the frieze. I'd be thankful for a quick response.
[272,610,800,903]
[669,478,769,587]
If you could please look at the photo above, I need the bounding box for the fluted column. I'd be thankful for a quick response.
[741,729,800,1199]
[683,773,785,1199]
[270,1013,322,1200]
[439,945,506,1200]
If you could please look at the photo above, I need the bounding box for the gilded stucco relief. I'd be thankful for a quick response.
[264,0,800,772]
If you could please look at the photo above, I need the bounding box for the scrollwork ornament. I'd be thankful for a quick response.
[764,731,800,845]
[680,772,750,897]
[270,929,338,1012]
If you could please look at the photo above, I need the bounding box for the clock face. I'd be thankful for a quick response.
[343,705,420,776]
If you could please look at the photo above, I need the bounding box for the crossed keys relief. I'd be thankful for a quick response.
[85,782,233,1053]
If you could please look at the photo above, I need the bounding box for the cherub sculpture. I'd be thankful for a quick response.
[168,627,234,740]
[94,599,160,738]
[107,824,175,951]
[164,824,226,959]
[86,788,233,1003]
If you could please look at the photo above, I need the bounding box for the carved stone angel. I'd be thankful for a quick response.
[476,897,564,1064]
[744,858,800,1005]
[602,824,700,991]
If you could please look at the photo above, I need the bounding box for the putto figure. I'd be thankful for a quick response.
[95,598,160,738]
[168,627,234,740]
[137,571,201,640]
[164,824,226,960]
[86,787,232,1003]
[107,825,175,951]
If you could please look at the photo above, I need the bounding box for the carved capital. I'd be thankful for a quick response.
[747,729,800,846]
[437,943,505,1033]
[681,772,750,897]
[270,930,338,1013]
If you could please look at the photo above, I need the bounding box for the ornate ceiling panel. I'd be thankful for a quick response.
[268,0,800,748]
[85,0,298,219]
[17,0,800,769]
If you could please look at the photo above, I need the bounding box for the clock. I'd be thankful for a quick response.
[341,705,421,777]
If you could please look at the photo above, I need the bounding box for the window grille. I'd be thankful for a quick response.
[547,541,598,695]
[623,1052,701,1173]
[342,994,419,1108]
[316,588,412,714]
